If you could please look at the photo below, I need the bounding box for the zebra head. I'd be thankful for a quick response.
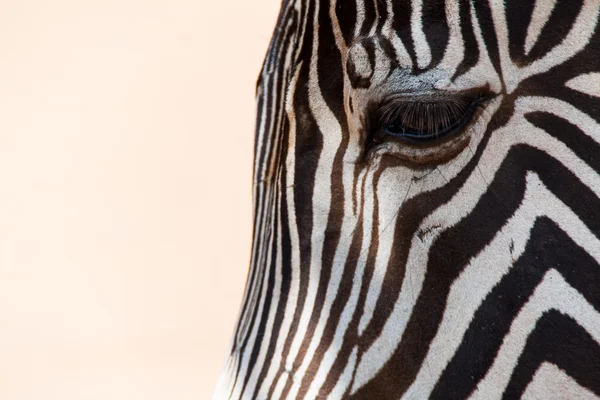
[215,0,600,399]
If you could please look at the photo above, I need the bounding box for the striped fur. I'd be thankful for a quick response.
[215,0,600,398]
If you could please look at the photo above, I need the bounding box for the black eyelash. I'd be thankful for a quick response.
[374,92,489,143]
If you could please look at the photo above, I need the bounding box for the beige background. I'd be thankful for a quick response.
[0,1,279,399]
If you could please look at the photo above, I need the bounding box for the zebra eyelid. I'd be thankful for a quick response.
[372,89,493,146]
[362,90,495,166]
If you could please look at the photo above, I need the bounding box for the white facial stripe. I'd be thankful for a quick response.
[472,267,600,399]
[517,96,600,144]
[358,168,414,335]
[411,0,432,69]
[328,347,359,399]
[348,43,373,81]
[219,0,600,397]
[350,98,502,393]
[351,95,600,393]
[283,0,344,383]
[272,6,361,394]
[306,167,379,399]
[439,0,465,75]
[355,0,366,38]
[242,178,286,398]
[524,0,558,55]
[522,0,600,85]
[566,72,600,98]
[451,0,503,93]
[382,0,395,34]
[368,0,380,37]
[380,0,413,69]
[256,65,305,398]
[522,363,599,400]
[241,23,310,396]
[491,0,600,93]
[408,172,600,398]
[231,201,278,399]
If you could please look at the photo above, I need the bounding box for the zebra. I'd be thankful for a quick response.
[215,0,600,398]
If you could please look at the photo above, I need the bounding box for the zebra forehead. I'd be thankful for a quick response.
[295,0,600,97]
[345,36,456,90]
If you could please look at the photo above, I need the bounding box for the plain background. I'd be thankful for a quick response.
[0,1,280,398]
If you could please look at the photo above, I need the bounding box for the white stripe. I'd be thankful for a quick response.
[355,0,366,37]
[358,169,413,335]
[566,72,600,98]
[521,0,600,86]
[296,167,378,399]
[381,0,413,68]
[452,0,503,93]
[251,63,305,399]
[282,0,344,395]
[242,181,285,398]
[351,96,503,393]
[407,172,600,399]
[236,69,274,346]
[274,2,364,396]
[517,96,600,144]
[471,268,600,399]
[411,0,432,69]
[439,0,465,75]
[229,192,279,400]
[522,363,599,400]
[352,95,600,392]
[327,348,358,399]
[490,0,600,92]
[524,0,558,55]
[368,0,380,37]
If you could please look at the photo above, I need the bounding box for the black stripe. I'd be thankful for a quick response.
[282,0,349,392]
[452,0,481,80]
[360,0,377,37]
[471,1,503,90]
[318,164,387,398]
[252,120,293,399]
[392,0,417,70]
[336,0,357,46]
[420,0,449,70]
[272,0,323,395]
[526,112,600,173]
[504,310,600,398]
[524,0,584,62]
[239,182,282,396]
[505,0,535,64]
[433,216,600,398]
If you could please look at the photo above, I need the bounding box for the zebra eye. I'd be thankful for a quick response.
[376,92,488,144]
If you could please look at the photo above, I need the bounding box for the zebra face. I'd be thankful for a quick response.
[216,1,600,399]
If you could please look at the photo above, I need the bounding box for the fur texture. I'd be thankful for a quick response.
[215,0,600,398]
